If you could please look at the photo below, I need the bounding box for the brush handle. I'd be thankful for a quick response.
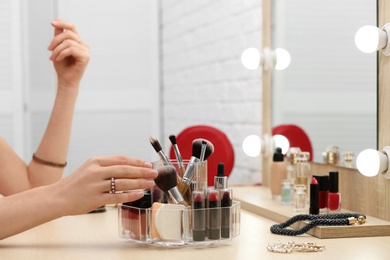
[178,181,190,197]
[158,151,171,166]
[182,156,200,185]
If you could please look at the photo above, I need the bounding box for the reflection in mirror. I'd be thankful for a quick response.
[271,0,377,167]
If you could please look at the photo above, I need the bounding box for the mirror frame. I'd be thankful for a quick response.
[262,0,390,221]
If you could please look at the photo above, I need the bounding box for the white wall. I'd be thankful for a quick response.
[161,0,264,184]
[2,0,264,183]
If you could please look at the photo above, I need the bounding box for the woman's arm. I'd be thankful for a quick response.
[27,19,90,188]
[0,155,158,240]
[0,19,89,195]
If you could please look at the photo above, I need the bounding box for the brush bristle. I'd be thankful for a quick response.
[192,138,214,159]
[168,135,177,145]
[155,165,178,191]
[149,136,162,153]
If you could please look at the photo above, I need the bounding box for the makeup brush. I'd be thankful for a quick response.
[199,140,207,161]
[155,165,188,206]
[178,138,214,195]
[149,136,171,166]
[169,134,185,176]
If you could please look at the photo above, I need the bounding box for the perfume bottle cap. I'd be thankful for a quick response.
[329,171,339,193]
[273,147,284,162]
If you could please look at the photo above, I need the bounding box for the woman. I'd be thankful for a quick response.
[0,19,157,240]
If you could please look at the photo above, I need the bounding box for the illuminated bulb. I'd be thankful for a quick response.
[355,24,390,56]
[356,146,390,179]
[242,135,262,157]
[274,48,291,70]
[241,48,261,70]
[241,47,291,71]
[242,134,289,158]
[273,134,290,155]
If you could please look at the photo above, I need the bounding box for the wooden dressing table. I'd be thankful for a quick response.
[1,187,390,260]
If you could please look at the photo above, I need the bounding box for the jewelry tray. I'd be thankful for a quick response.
[118,201,241,247]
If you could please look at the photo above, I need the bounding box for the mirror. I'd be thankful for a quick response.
[271,0,377,167]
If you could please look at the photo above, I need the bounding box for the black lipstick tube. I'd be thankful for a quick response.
[192,191,206,241]
[221,188,232,238]
[207,189,221,240]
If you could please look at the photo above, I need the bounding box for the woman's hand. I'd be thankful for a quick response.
[47,19,90,89]
[54,155,158,216]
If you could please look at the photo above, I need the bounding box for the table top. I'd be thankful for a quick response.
[1,190,390,260]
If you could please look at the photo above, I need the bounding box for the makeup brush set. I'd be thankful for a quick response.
[118,135,241,246]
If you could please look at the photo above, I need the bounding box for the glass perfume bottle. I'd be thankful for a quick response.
[323,145,340,165]
[294,184,306,212]
[281,180,293,206]
[295,152,310,192]
[286,147,301,184]
[342,151,355,168]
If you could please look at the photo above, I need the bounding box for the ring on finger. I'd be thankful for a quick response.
[109,177,116,194]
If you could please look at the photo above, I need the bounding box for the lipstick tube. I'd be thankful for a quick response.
[207,189,221,240]
[220,188,232,238]
[314,174,329,213]
[309,177,319,215]
[192,191,206,241]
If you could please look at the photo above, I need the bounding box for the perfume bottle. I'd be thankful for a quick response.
[270,147,287,201]
[286,147,301,184]
[342,151,355,168]
[323,145,340,165]
[294,184,306,212]
[281,180,293,206]
[295,152,310,194]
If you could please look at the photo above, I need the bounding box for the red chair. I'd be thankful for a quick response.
[272,124,313,161]
[169,125,234,187]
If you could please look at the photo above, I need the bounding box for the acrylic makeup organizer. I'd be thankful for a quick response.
[117,160,241,247]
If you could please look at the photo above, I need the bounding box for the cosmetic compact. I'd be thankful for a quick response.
[118,160,241,247]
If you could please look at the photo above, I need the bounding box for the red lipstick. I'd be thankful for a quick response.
[221,188,232,238]
[207,189,221,240]
[314,174,329,213]
[192,191,206,241]
[309,177,319,215]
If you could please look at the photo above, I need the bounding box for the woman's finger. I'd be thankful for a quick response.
[48,29,81,51]
[51,19,78,35]
[88,155,153,168]
[100,165,158,181]
[102,178,156,193]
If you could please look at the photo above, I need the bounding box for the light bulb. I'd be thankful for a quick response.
[242,135,261,157]
[273,134,290,155]
[355,25,387,53]
[356,146,390,179]
[241,48,261,70]
[356,149,387,177]
[274,48,291,70]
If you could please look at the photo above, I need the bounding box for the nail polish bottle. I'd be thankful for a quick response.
[270,147,287,201]
[314,174,329,214]
[327,171,341,212]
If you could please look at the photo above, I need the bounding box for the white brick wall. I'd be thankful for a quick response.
[161,0,263,184]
